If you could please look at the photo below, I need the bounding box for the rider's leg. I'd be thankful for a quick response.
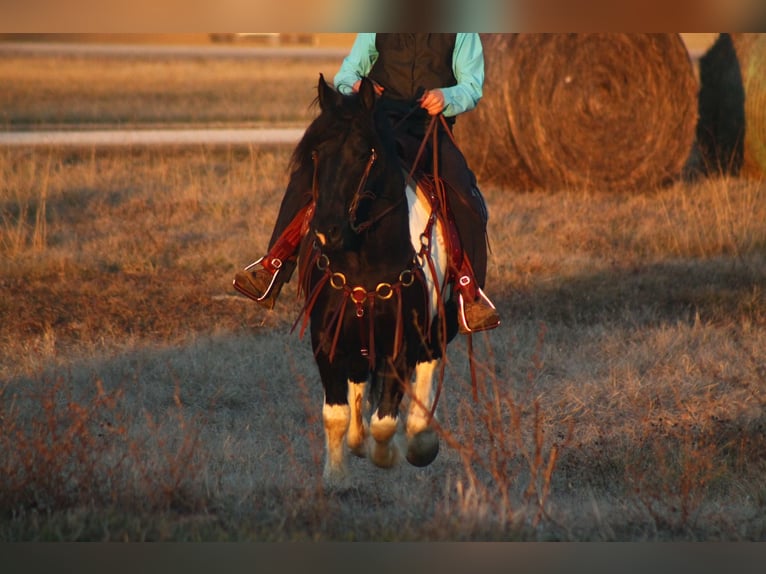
[437,133,500,333]
[393,124,499,332]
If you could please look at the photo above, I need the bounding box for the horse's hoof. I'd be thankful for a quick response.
[406,428,440,467]
[370,442,399,469]
[323,462,349,486]
[348,441,367,458]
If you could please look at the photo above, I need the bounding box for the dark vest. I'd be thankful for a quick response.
[369,34,457,100]
[369,34,458,132]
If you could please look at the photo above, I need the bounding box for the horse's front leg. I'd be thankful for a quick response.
[315,351,351,485]
[346,379,367,458]
[369,360,407,468]
[405,358,441,467]
[322,399,350,483]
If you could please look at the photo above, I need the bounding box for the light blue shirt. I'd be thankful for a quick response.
[333,33,484,118]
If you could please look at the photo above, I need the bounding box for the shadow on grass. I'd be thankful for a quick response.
[2,253,766,540]
[504,256,766,328]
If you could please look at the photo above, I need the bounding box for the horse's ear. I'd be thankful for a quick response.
[318,73,341,111]
[358,77,376,111]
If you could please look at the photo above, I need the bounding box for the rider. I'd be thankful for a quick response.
[233,33,500,333]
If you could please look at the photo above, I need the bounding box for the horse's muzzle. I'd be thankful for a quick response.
[313,223,345,251]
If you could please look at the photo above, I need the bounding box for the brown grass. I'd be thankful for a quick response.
[0,54,340,130]
[1,52,765,541]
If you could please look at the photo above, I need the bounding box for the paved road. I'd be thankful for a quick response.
[0,128,306,147]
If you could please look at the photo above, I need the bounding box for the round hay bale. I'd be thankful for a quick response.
[730,34,766,178]
[460,33,698,192]
[458,34,537,191]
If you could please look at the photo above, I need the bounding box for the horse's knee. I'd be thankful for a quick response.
[323,403,350,482]
[369,412,399,468]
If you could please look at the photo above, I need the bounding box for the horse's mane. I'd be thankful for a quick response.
[288,86,399,178]
[288,95,325,175]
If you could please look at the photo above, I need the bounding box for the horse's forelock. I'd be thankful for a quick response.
[292,90,403,204]
[290,90,380,174]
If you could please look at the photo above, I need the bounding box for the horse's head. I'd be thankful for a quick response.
[306,74,401,253]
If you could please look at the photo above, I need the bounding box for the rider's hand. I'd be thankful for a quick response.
[352,79,384,95]
[419,89,446,116]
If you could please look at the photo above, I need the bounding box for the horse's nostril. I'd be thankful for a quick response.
[328,225,342,242]
[315,224,343,247]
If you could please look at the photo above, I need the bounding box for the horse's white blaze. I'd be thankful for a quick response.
[407,359,439,437]
[322,402,350,481]
[405,175,448,322]
[346,381,367,457]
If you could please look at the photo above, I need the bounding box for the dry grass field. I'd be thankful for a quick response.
[0,52,342,130]
[1,49,766,541]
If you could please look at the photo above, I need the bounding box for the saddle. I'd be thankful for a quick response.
[404,170,473,293]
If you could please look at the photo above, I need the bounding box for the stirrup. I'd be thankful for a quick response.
[233,256,282,303]
[250,256,283,301]
[457,287,500,334]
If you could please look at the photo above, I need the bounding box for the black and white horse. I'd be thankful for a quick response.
[294,75,458,483]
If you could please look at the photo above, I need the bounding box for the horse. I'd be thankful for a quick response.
[293,75,459,483]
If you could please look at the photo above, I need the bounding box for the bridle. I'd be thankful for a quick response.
[347,148,377,233]
[311,147,404,235]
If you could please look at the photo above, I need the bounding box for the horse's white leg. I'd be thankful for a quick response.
[322,401,350,484]
[405,358,441,467]
[346,381,367,458]
[369,412,399,468]
[406,359,438,435]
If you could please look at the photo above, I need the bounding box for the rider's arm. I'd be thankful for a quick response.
[440,33,484,118]
[334,33,379,95]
